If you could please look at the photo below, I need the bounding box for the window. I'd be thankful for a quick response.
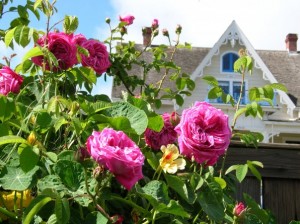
[222,52,239,72]
[208,80,246,104]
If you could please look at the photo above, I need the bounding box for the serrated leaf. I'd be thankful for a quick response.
[233,107,247,122]
[156,200,190,218]
[103,102,148,135]
[54,160,84,192]
[270,83,287,92]
[22,46,43,61]
[203,76,219,87]
[214,177,227,189]
[175,94,184,106]
[225,164,239,175]
[165,174,196,204]
[236,164,248,183]
[63,15,79,34]
[5,27,16,47]
[249,160,263,168]
[14,25,30,47]
[34,0,43,10]
[197,182,225,222]
[247,162,262,181]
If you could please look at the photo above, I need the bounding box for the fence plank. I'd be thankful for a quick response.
[263,178,300,224]
[235,176,261,204]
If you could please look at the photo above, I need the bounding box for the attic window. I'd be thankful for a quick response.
[222,52,239,72]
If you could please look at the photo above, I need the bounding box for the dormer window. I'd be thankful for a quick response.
[222,52,239,72]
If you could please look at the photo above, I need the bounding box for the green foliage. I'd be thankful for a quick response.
[0,1,281,223]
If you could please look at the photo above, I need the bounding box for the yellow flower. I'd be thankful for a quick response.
[0,190,33,220]
[159,144,186,174]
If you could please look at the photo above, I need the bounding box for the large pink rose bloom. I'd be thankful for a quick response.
[175,102,231,166]
[80,39,111,75]
[0,66,23,95]
[32,32,77,71]
[86,128,144,190]
[119,14,135,25]
[144,113,178,150]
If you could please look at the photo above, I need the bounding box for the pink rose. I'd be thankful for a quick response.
[79,39,111,75]
[86,128,144,190]
[233,202,246,217]
[0,66,23,95]
[32,32,77,71]
[73,33,87,47]
[175,102,231,166]
[119,14,135,25]
[152,19,159,29]
[144,113,178,150]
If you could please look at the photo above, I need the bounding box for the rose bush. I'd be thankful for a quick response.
[0,1,280,224]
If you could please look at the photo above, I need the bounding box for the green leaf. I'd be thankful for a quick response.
[57,150,75,161]
[214,177,226,189]
[22,195,52,224]
[37,175,68,193]
[137,180,170,207]
[244,194,271,224]
[14,25,30,47]
[63,15,79,34]
[190,173,204,191]
[208,86,222,99]
[197,182,225,222]
[5,27,16,47]
[175,94,184,106]
[225,164,239,175]
[19,145,39,172]
[0,165,39,191]
[36,111,52,129]
[55,196,70,224]
[270,83,287,92]
[203,76,219,87]
[84,212,108,224]
[176,77,186,90]
[103,102,148,135]
[144,151,160,171]
[0,135,28,146]
[233,107,247,122]
[0,95,15,122]
[156,200,190,218]
[147,114,164,132]
[22,46,43,61]
[164,174,196,204]
[236,164,248,183]
[34,0,43,10]
[54,160,85,192]
[247,162,262,181]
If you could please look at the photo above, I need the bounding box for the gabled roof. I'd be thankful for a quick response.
[112,21,300,116]
[189,20,297,116]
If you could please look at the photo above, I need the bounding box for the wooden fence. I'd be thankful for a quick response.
[225,142,300,224]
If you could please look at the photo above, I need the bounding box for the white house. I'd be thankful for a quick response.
[112,21,300,144]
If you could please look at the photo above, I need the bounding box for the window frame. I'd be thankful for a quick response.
[207,78,248,105]
[221,51,239,74]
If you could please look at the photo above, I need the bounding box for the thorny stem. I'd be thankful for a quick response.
[156,33,180,95]
[220,67,246,178]
[83,169,113,223]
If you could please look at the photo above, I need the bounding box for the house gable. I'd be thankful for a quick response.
[187,20,296,117]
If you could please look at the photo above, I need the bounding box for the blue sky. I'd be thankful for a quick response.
[1,0,300,97]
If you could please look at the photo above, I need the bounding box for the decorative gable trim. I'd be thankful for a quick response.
[188,20,296,117]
